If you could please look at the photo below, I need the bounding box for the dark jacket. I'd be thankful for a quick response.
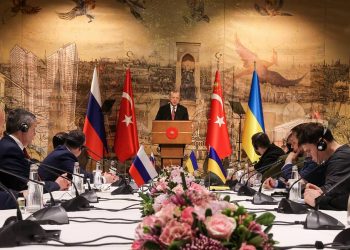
[254,143,285,174]
[0,190,17,210]
[318,193,349,211]
[155,103,189,121]
[0,134,59,192]
[39,145,93,182]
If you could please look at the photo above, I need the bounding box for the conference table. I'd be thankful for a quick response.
[0,186,348,249]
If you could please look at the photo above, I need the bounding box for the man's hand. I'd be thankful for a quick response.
[103,172,119,183]
[263,177,277,189]
[304,183,323,207]
[285,151,298,164]
[55,173,70,190]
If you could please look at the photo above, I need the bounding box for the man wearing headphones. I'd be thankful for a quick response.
[251,132,285,174]
[297,122,350,210]
[0,108,69,193]
[39,129,117,184]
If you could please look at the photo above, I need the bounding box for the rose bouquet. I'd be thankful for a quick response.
[135,171,276,250]
[140,166,197,216]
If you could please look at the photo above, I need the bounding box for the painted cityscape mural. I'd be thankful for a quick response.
[0,0,349,168]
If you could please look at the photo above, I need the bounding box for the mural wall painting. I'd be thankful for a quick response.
[0,0,349,168]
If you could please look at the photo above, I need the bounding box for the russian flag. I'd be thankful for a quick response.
[83,67,108,161]
[129,146,158,187]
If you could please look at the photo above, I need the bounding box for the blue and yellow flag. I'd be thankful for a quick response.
[242,70,265,163]
[186,151,198,174]
[208,147,227,184]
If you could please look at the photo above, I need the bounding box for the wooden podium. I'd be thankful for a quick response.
[152,121,192,167]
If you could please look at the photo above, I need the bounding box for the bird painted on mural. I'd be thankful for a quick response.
[183,0,210,23]
[254,0,292,16]
[57,0,96,23]
[234,34,305,87]
[2,0,41,24]
[117,0,146,21]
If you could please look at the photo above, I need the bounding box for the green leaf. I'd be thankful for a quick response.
[180,172,188,190]
[143,241,161,250]
[264,225,272,234]
[248,235,264,246]
[169,240,185,250]
[223,195,230,202]
[255,212,275,226]
[205,208,213,217]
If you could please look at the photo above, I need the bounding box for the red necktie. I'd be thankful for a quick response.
[171,106,175,120]
[23,148,30,159]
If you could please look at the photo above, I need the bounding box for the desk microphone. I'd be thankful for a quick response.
[226,166,244,188]
[0,168,68,225]
[235,160,282,194]
[276,162,326,214]
[252,169,283,205]
[30,159,98,204]
[0,181,61,247]
[303,171,350,230]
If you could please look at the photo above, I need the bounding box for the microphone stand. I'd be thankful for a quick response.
[0,182,61,247]
[0,168,69,225]
[276,162,327,214]
[237,172,258,196]
[32,159,98,204]
[303,171,350,230]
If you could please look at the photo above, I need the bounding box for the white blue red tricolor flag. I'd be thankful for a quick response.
[129,146,158,187]
[83,67,108,161]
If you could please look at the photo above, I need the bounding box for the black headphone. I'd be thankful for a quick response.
[19,123,29,133]
[317,126,327,151]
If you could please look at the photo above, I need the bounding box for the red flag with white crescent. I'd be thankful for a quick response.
[114,69,139,162]
[205,70,232,158]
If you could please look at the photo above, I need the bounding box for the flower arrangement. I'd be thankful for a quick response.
[135,167,276,250]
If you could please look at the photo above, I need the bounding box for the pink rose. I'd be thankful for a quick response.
[155,203,180,226]
[181,206,195,225]
[240,242,257,250]
[159,219,192,245]
[153,194,168,212]
[131,240,143,250]
[172,184,184,195]
[204,213,236,240]
[248,221,262,233]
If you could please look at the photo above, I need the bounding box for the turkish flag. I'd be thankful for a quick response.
[205,70,232,159]
[114,69,139,162]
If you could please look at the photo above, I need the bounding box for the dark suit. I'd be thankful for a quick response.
[0,134,59,192]
[39,145,93,182]
[254,143,285,174]
[155,103,189,120]
[0,191,17,210]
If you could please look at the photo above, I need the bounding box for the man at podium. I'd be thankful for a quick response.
[155,90,189,121]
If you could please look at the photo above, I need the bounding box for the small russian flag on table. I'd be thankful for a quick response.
[129,146,158,187]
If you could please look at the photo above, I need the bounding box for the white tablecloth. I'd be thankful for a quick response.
[0,188,348,249]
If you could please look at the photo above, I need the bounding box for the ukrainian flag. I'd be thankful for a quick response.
[242,70,265,163]
[186,151,198,174]
[208,147,227,184]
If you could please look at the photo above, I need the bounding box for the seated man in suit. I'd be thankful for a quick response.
[263,123,326,188]
[251,132,285,174]
[0,108,70,192]
[298,123,350,210]
[155,90,189,121]
[39,129,117,184]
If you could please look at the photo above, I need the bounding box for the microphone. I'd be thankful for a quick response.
[303,171,350,230]
[226,166,245,188]
[0,168,68,225]
[237,171,258,196]
[234,159,283,193]
[30,159,98,204]
[251,169,282,205]
[276,162,327,214]
[0,182,61,247]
